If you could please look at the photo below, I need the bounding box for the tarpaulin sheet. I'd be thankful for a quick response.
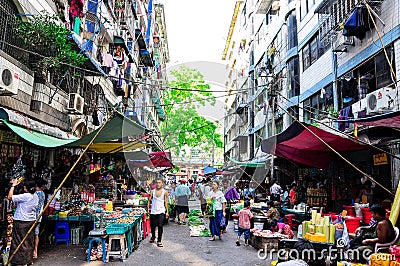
[261,122,368,168]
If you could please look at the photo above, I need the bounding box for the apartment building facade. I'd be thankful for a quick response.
[223,0,399,184]
[0,0,169,166]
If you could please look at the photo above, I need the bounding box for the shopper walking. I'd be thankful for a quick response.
[208,181,227,241]
[168,182,177,222]
[175,179,191,225]
[236,200,253,246]
[199,179,212,216]
[8,179,39,265]
[147,178,169,247]
[33,180,46,259]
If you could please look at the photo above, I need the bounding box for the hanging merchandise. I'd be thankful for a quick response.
[69,0,84,19]
[343,7,371,40]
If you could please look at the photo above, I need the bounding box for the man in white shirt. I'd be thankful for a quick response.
[270,179,283,203]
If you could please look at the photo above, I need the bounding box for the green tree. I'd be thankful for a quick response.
[16,13,87,80]
[161,66,223,156]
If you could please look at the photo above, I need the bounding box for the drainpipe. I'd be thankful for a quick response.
[332,51,339,111]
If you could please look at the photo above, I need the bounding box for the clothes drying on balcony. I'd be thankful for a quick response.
[343,7,372,40]
[341,77,358,103]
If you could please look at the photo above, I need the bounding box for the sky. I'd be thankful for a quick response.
[158,0,239,122]
[159,0,238,64]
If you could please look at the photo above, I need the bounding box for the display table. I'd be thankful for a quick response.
[282,208,310,222]
[249,233,280,251]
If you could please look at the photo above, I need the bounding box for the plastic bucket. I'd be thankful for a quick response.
[361,208,373,225]
[253,222,264,230]
[343,205,355,217]
[233,219,239,232]
[345,216,361,234]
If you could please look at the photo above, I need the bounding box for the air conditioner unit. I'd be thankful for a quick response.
[67,93,84,114]
[333,34,354,52]
[366,87,397,115]
[0,64,19,95]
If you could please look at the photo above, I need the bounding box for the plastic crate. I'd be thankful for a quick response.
[106,224,128,235]
[68,216,80,221]
[80,215,93,222]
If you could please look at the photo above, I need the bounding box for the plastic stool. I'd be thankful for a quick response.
[106,234,128,261]
[284,214,297,229]
[54,221,70,245]
[87,236,108,262]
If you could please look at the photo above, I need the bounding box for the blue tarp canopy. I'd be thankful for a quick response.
[203,166,217,175]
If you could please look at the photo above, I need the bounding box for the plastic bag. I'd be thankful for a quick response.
[205,198,216,218]
[220,217,226,227]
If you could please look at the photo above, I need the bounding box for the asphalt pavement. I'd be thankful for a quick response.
[33,200,270,266]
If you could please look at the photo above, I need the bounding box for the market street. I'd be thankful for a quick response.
[33,200,267,266]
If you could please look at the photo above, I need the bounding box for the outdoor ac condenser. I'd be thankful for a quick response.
[67,93,84,114]
[0,63,19,95]
[366,87,397,115]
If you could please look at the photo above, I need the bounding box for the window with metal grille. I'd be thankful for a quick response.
[0,0,27,61]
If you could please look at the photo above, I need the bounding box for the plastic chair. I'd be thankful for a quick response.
[54,221,70,245]
[284,214,297,229]
[375,226,400,253]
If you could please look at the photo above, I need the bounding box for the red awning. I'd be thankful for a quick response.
[129,151,174,168]
[261,122,368,169]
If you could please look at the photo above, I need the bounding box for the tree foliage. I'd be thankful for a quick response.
[161,66,223,156]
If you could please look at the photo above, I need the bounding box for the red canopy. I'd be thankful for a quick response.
[261,122,368,169]
[129,151,174,168]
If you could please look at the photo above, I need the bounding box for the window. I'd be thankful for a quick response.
[287,56,300,98]
[302,33,331,71]
[303,84,334,122]
[275,116,283,134]
[375,48,395,88]
[300,0,309,20]
[287,11,298,49]
[310,38,318,64]
[302,45,310,70]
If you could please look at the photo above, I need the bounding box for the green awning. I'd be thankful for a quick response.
[4,120,77,148]
[228,157,266,168]
[65,112,146,147]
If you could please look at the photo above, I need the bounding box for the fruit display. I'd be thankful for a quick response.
[115,217,135,224]
[103,211,122,219]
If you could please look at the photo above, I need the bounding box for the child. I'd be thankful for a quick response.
[236,200,253,246]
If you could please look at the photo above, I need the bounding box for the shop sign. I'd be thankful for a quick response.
[373,153,388,165]
[0,130,20,143]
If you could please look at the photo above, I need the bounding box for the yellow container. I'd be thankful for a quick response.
[271,260,278,266]
[370,253,393,266]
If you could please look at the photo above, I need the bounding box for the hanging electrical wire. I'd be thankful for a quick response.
[275,102,394,196]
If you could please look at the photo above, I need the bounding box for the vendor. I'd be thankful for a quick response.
[270,219,294,239]
[357,180,373,204]
[352,204,395,263]
[261,201,280,225]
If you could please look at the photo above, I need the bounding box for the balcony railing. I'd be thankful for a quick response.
[316,0,385,42]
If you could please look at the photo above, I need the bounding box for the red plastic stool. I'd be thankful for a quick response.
[284,214,297,229]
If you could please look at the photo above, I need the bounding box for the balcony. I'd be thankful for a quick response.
[315,0,385,41]
[256,0,274,14]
